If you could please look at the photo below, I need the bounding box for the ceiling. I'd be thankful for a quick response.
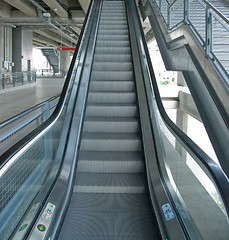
[0,0,90,48]
[0,0,153,49]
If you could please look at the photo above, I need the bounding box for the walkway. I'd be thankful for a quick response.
[0,77,65,123]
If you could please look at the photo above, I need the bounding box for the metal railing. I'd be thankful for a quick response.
[0,95,60,155]
[0,71,36,90]
[35,69,68,77]
[151,0,229,80]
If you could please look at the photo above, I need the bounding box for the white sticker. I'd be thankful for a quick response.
[42,203,56,221]
[162,203,175,221]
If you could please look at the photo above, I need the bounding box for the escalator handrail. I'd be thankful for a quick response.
[0,0,94,169]
[133,0,229,218]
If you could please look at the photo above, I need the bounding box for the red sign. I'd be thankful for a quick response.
[57,47,76,51]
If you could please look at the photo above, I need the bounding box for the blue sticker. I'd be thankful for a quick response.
[162,203,175,221]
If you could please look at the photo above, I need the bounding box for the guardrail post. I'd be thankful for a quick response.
[12,73,16,87]
[21,72,24,85]
[205,5,212,57]
[184,0,189,24]
[1,74,5,89]
[28,71,31,83]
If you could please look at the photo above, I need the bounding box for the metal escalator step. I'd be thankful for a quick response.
[94,54,131,62]
[98,25,128,31]
[97,34,129,41]
[67,193,151,212]
[87,92,136,104]
[99,20,127,26]
[58,211,157,240]
[98,29,128,35]
[89,80,135,92]
[83,117,139,133]
[95,46,130,55]
[100,16,127,21]
[74,173,145,193]
[80,132,142,151]
[96,40,130,48]
[77,159,143,173]
[91,71,133,81]
[85,103,138,117]
[93,62,132,71]
[78,150,143,162]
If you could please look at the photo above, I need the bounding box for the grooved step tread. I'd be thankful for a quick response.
[81,132,140,140]
[67,193,151,212]
[59,211,158,239]
[74,173,145,188]
[78,151,144,162]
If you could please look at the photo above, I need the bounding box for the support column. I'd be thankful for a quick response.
[176,108,188,159]
[0,26,4,72]
[59,50,71,74]
[12,28,33,72]
[177,71,186,87]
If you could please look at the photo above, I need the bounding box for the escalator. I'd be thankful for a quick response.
[58,1,161,239]
[0,0,228,240]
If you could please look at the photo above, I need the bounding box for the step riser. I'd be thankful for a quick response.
[83,121,139,133]
[85,106,138,117]
[91,71,133,81]
[73,186,145,194]
[90,81,135,92]
[93,62,132,71]
[77,161,144,173]
[97,35,129,41]
[96,41,130,48]
[94,54,131,62]
[95,47,130,55]
[87,92,136,104]
[80,139,142,151]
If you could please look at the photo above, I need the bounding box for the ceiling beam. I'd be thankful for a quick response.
[41,0,68,18]
[3,0,37,17]
[0,2,11,18]
[78,0,90,14]
[33,33,60,47]
[70,26,81,36]
[34,29,73,47]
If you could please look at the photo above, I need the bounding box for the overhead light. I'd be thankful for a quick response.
[43,12,51,18]
[54,8,58,11]
[70,33,75,37]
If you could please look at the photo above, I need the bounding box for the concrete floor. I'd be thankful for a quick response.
[0,77,65,123]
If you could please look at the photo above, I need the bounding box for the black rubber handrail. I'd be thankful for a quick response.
[0,0,94,168]
[134,0,229,218]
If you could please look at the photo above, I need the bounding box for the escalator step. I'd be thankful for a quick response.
[80,132,142,151]
[85,103,138,117]
[83,117,139,133]
[95,46,131,54]
[78,151,143,162]
[96,40,130,47]
[77,159,144,173]
[74,173,145,193]
[98,29,128,35]
[87,92,136,104]
[91,70,133,81]
[92,62,132,71]
[89,80,135,91]
[67,193,151,211]
[94,53,131,62]
[97,34,129,41]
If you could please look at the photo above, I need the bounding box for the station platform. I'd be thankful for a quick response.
[0,77,65,123]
